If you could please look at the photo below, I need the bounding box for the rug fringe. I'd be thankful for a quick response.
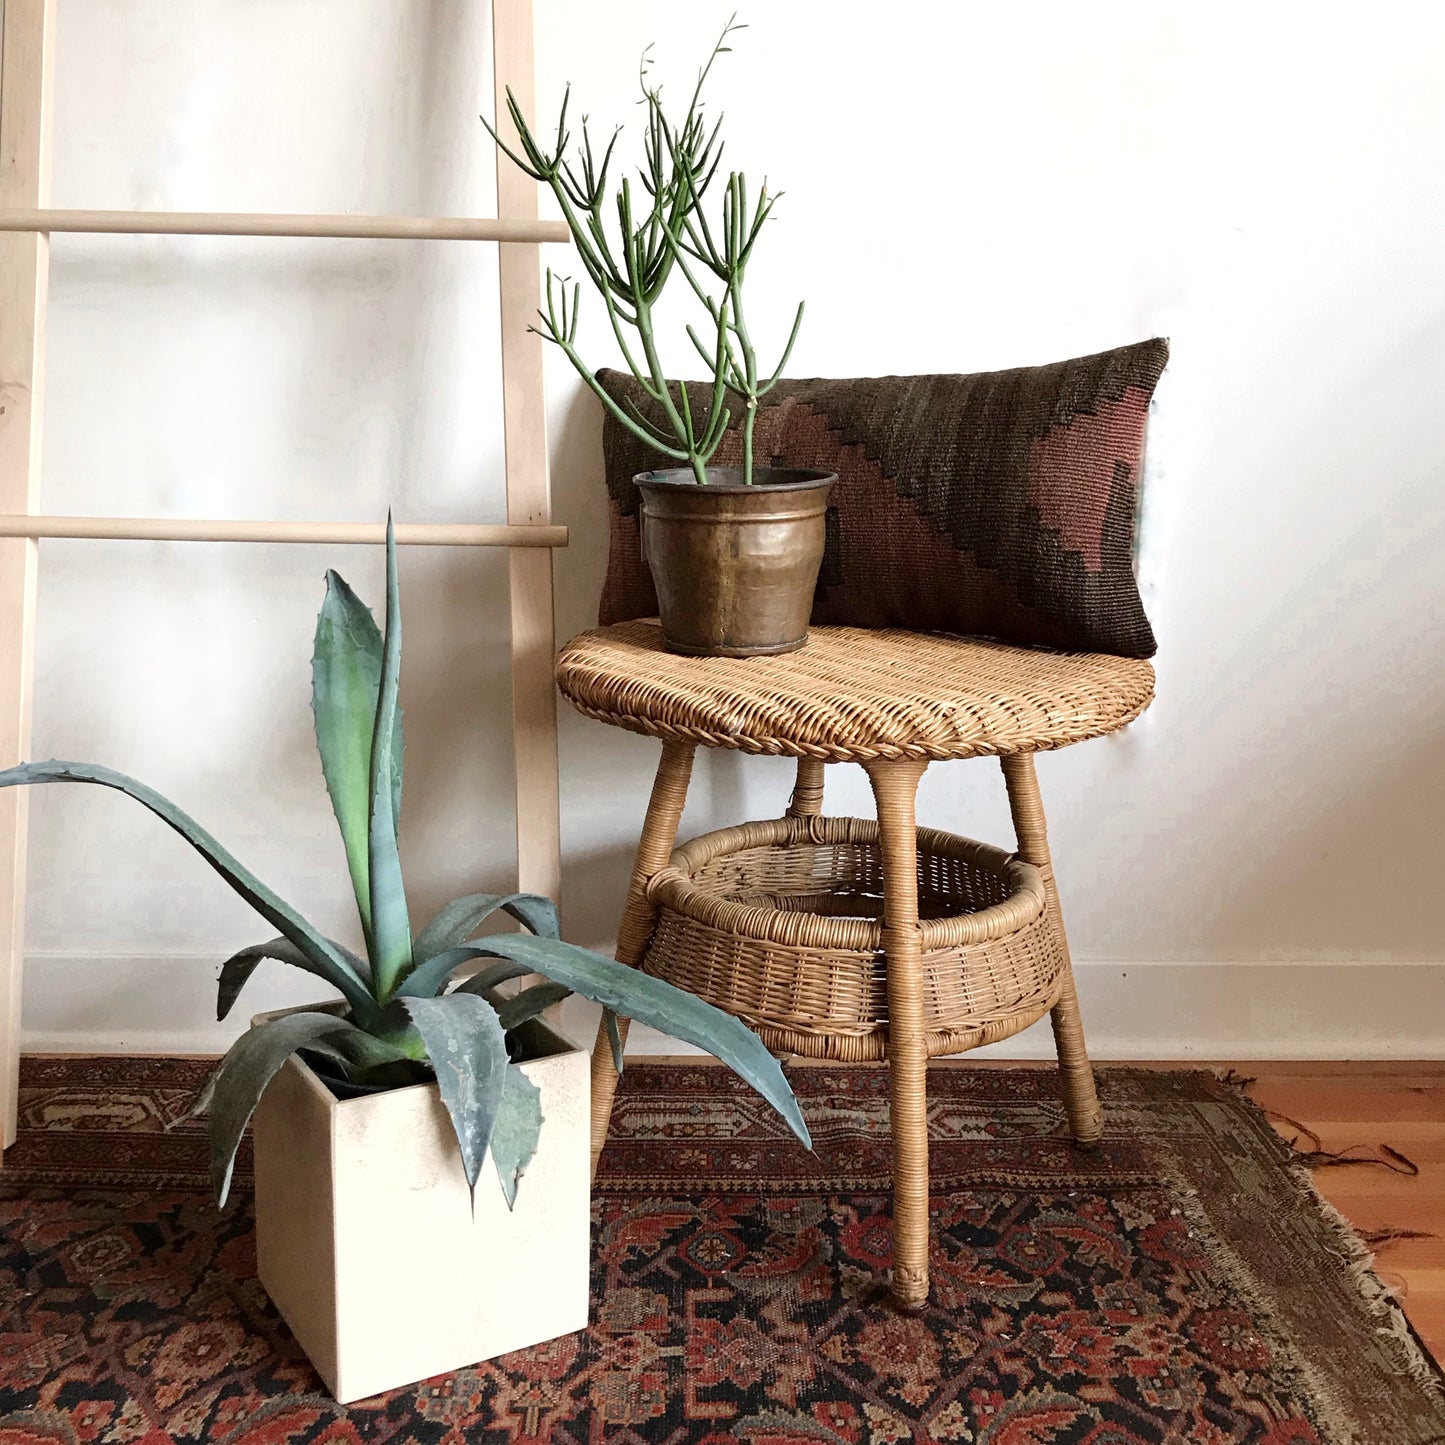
[1214,1071,1421,1176]
[1271,1109,1420,1176]
[1359,1228,1436,1249]
[1305,1178,1445,1400]
[1208,1074,1445,1406]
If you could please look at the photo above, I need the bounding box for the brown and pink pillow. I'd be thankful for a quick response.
[595,338,1168,658]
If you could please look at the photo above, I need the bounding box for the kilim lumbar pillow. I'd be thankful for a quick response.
[594,338,1168,659]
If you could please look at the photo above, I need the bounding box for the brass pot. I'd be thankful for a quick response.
[635,466,836,657]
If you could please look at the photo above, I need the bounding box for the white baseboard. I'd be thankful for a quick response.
[18,954,1445,1060]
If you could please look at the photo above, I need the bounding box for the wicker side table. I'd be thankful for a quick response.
[557,619,1154,1310]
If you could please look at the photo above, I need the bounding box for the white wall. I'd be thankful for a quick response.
[20,1,1445,1058]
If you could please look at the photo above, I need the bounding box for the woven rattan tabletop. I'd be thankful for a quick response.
[555,620,1154,762]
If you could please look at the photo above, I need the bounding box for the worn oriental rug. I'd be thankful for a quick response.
[1,1059,1441,1445]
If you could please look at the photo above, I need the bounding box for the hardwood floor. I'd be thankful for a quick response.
[1239,1062,1445,1363]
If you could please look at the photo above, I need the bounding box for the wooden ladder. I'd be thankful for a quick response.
[0,0,568,1147]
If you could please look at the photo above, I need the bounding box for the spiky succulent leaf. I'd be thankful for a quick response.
[490,1067,543,1209]
[452,958,535,996]
[311,570,404,949]
[411,891,560,969]
[216,936,370,1022]
[496,981,571,1032]
[198,1012,357,1206]
[396,950,533,1002]
[367,517,412,998]
[398,993,509,1199]
[0,762,378,1026]
[319,1022,414,1071]
[603,1008,626,1074]
[429,935,811,1149]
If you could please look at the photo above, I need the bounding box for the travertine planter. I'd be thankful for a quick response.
[249,1014,589,1403]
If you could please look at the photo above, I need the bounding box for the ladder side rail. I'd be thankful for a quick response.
[0,0,56,1147]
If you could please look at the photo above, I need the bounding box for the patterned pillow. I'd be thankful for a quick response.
[595,338,1168,658]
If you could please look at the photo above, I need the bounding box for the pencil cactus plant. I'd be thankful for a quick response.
[484,15,802,484]
[0,520,810,1207]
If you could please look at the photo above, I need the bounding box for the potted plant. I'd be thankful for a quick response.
[486,17,834,658]
[0,520,810,1403]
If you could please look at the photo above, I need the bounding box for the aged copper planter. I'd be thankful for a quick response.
[635,466,836,657]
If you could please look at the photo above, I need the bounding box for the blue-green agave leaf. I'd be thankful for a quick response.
[198,1011,356,1207]
[311,570,404,950]
[462,934,811,1149]
[318,1023,414,1071]
[398,993,509,1199]
[490,1067,543,1209]
[216,936,370,1021]
[447,956,534,1000]
[411,892,560,968]
[0,761,378,1026]
[495,981,571,1032]
[368,998,428,1059]
[190,1012,384,1119]
[367,517,412,999]
[396,949,533,1002]
[603,1008,626,1074]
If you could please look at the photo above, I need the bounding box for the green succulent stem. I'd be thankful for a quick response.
[482,15,801,484]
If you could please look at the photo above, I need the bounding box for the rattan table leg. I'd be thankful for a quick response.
[1000,752,1103,1145]
[785,757,827,818]
[865,756,932,1311]
[590,740,697,1177]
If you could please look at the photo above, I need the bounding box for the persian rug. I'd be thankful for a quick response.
[1,1058,1441,1445]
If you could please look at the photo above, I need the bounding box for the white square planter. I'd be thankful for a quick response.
[249,1014,590,1403]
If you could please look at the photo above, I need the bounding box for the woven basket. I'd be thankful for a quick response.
[641,815,1069,1062]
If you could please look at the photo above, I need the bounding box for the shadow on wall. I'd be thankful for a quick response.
[549,381,612,643]
[394,548,518,927]
[1217,722,1445,961]
[556,839,648,953]
[1138,303,1445,962]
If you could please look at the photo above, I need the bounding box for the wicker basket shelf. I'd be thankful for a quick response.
[640,815,1069,1063]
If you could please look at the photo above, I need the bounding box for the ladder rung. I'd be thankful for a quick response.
[0,209,570,244]
[0,516,569,547]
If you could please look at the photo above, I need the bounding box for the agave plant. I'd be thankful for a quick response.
[0,520,810,1207]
